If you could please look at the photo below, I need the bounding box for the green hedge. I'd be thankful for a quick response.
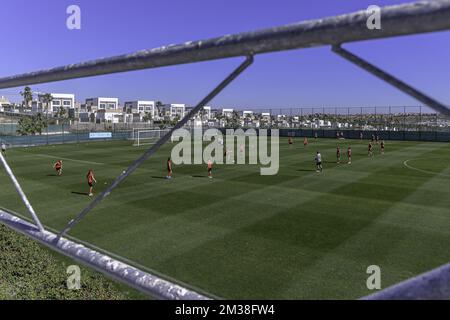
[0,224,137,300]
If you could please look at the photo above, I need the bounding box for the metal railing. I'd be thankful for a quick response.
[1,0,450,300]
[0,1,450,91]
[0,209,209,300]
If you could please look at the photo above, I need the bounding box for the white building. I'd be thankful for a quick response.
[222,108,234,118]
[33,93,75,113]
[85,97,119,111]
[261,112,271,120]
[78,112,92,123]
[202,106,211,119]
[123,113,141,123]
[96,109,123,123]
[49,93,75,112]
[243,111,253,118]
[124,100,156,116]
[0,96,10,111]
[170,104,185,119]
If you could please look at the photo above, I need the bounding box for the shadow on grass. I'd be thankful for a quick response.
[192,175,208,178]
[151,176,167,179]
[71,191,89,196]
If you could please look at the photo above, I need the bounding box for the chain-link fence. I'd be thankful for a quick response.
[0,115,157,146]
[2,106,450,146]
[230,106,449,131]
[206,106,450,141]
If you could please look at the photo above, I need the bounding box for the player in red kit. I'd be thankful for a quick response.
[87,169,97,196]
[166,157,172,179]
[347,147,352,164]
[53,160,63,176]
[288,137,293,146]
[207,159,213,179]
[380,140,385,155]
[336,146,341,164]
[303,137,308,146]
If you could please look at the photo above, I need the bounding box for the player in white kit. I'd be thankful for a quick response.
[315,151,323,173]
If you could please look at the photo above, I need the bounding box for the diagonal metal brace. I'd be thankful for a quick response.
[0,152,45,232]
[56,55,254,241]
[332,44,450,117]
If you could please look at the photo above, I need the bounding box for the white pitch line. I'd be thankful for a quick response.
[34,153,104,165]
[403,159,450,178]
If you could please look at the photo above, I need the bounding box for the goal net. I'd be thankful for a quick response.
[133,129,171,147]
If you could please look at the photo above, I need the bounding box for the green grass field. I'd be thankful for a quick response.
[1,137,450,299]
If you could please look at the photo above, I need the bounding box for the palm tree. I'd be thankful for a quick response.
[258,114,268,129]
[17,117,32,135]
[34,113,47,135]
[41,93,53,113]
[231,111,241,128]
[171,115,180,127]
[57,106,67,119]
[20,86,33,109]
[143,112,152,123]
[54,106,67,125]
[244,114,252,128]
[215,113,224,127]
[155,101,163,117]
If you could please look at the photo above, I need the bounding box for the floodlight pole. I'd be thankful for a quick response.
[0,152,45,232]
[331,45,450,117]
[56,55,254,240]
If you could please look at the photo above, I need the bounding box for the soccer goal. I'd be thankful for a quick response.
[133,129,171,146]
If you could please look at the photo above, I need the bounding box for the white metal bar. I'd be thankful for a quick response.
[0,209,210,300]
[332,45,450,117]
[0,152,45,232]
[0,1,449,89]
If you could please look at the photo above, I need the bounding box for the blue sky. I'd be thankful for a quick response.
[0,0,449,110]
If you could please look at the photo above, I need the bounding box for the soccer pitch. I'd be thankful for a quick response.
[1,138,450,299]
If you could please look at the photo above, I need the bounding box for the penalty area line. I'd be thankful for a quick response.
[34,153,104,165]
